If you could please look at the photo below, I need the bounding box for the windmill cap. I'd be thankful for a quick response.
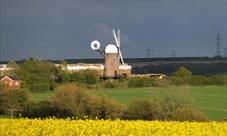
[105,44,118,53]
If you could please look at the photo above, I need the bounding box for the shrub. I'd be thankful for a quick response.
[127,77,153,88]
[61,70,100,85]
[174,106,207,121]
[172,66,192,78]
[101,80,119,89]
[123,99,165,120]
[92,96,124,119]
[0,89,31,115]
[169,77,187,86]
[22,100,70,118]
[209,75,226,85]
[188,76,210,86]
[100,79,128,89]
[54,84,96,118]
[151,78,171,87]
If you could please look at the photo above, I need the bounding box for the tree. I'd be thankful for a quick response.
[172,66,192,78]
[0,89,31,115]
[18,59,60,92]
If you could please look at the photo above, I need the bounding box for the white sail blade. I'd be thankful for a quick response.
[119,49,125,65]
[117,29,120,47]
[113,29,120,48]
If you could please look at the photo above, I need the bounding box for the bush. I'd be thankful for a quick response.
[101,80,119,89]
[151,78,171,87]
[54,84,96,118]
[172,66,192,78]
[92,96,124,119]
[53,84,125,119]
[22,100,70,118]
[169,77,187,86]
[60,70,100,85]
[209,75,226,85]
[187,76,210,86]
[174,106,207,121]
[127,77,153,88]
[123,99,165,120]
[0,89,31,115]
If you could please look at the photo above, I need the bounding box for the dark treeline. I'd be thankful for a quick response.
[133,62,227,75]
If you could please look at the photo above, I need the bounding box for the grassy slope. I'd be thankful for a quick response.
[31,86,227,120]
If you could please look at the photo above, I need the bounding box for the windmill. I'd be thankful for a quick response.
[91,29,125,65]
[90,29,130,78]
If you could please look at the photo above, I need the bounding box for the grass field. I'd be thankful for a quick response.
[31,86,227,120]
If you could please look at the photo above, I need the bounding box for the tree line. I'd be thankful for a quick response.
[133,62,227,76]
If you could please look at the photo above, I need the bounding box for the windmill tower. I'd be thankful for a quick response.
[104,44,119,77]
[91,29,130,78]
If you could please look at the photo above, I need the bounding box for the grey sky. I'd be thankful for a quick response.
[0,0,226,61]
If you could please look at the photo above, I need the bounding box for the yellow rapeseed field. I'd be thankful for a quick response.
[0,118,227,136]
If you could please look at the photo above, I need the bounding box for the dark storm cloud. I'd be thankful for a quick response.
[0,0,226,60]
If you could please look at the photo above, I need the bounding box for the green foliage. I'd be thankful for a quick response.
[60,70,100,85]
[92,96,124,119]
[209,75,227,85]
[174,106,207,121]
[133,62,227,76]
[127,77,153,88]
[22,100,69,118]
[172,66,192,78]
[100,79,128,89]
[18,59,60,92]
[54,84,95,118]
[122,89,207,121]
[0,89,31,115]
[169,75,227,86]
[123,99,165,120]
[54,84,124,119]
[101,80,119,89]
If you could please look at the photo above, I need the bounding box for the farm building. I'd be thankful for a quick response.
[0,65,13,76]
[56,63,132,77]
[0,76,21,89]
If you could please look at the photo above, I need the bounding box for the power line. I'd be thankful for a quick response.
[224,48,227,57]
[146,48,154,58]
[172,50,176,57]
[215,33,221,57]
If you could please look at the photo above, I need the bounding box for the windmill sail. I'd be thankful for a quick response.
[113,29,125,65]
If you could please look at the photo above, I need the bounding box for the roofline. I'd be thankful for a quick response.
[0,76,18,82]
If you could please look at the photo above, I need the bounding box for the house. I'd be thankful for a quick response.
[0,76,21,89]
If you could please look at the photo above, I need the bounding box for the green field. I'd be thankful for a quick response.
[32,86,227,120]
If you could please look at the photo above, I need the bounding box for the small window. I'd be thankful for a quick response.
[9,82,12,86]
[15,82,19,86]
